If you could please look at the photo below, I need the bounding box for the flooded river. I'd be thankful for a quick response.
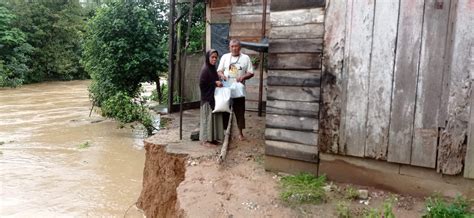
[0,80,145,216]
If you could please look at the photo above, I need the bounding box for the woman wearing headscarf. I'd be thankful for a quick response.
[199,49,224,146]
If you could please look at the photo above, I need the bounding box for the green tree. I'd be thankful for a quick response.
[0,5,33,87]
[7,0,87,84]
[82,0,168,133]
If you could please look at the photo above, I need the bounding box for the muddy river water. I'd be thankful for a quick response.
[0,80,146,216]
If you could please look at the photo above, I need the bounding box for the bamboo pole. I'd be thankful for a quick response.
[218,109,233,164]
[177,11,183,139]
[179,0,195,140]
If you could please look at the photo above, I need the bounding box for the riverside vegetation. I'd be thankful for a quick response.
[1,0,204,135]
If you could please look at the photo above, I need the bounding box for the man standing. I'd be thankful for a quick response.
[217,39,254,141]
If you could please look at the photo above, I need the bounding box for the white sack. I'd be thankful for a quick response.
[212,87,231,113]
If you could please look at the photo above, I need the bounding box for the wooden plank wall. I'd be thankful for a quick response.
[209,0,231,24]
[411,0,450,168]
[265,0,324,163]
[341,0,374,157]
[438,0,474,176]
[387,0,425,164]
[467,59,474,178]
[466,47,474,178]
[323,0,474,177]
[228,1,270,111]
[365,1,399,160]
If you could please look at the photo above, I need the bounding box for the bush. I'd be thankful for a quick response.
[423,195,473,218]
[101,92,153,134]
[344,186,359,200]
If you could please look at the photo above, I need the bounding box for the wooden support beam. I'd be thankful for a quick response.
[258,0,267,117]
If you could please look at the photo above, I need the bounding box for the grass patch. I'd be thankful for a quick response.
[423,195,473,218]
[279,173,326,204]
[363,198,395,218]
[363,207,380,218]
[336,201,351,218]
[78,141,91,149]
[344,186,359,200]
[382,198,396,218]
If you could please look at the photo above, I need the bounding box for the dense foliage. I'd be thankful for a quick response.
[0,5,32,87]
[1,0,87,87]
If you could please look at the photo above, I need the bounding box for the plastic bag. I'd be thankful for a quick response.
[230,82,246,98]
[212,87,231,113]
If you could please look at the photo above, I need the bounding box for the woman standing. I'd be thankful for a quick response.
[199,49,224,146]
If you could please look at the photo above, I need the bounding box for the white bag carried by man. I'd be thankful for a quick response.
[222,79,246,98]
[212,87,231,113]
[230,82,245,98]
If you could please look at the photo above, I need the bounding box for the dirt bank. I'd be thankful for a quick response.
[136,141,186,217]
[137,110,427,217]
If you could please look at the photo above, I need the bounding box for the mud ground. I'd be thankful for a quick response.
[139,109,427,217]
